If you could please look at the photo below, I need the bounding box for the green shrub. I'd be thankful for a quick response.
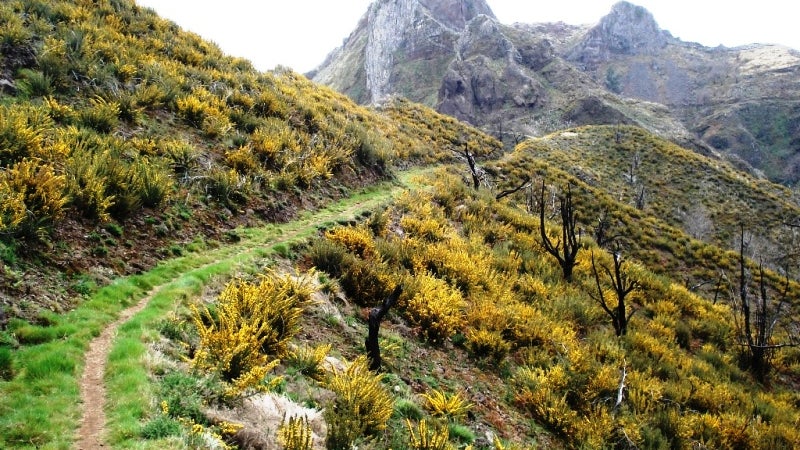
[394,398,425,421]
[308,238,348,277]
[205,168,249,206]
[134,160,172,208]
[675,320,692,350]
[16,69,53,97]
[448,423,475,445]
[80,96,120,133]
[140,415,181,439]
[158,371,213,424]
[64,149,115,221]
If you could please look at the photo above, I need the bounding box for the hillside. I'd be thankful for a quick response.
[313,0,800,184]
[497,125,799,255]
[0,0,500,320]
[1,1,800,450]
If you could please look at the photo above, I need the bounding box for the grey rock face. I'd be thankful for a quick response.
[313,0,800,183]
[569,1,671,66]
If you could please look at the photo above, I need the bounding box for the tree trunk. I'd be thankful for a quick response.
[365,285,403,371]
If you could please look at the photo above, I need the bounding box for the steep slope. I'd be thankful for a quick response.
[312,0,710,158]
[0,0,501,320]
[313,0,496,105]
[568,1,800,183]
[315,0,800,184]
[490,126,800,293]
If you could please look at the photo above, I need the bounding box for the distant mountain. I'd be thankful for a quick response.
[313,0,800,184]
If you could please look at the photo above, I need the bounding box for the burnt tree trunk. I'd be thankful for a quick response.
[365,285,403,371]
[539,181,581,283]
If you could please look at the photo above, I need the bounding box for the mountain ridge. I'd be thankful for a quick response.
[313,0,800,184]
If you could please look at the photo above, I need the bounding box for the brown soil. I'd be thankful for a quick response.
[76,288,156,449]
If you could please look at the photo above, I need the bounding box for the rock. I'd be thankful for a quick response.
[315,0,800,184]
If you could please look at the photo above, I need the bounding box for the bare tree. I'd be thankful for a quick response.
[590,249,639,336]
[365,285,403,371]
[593,207,624,249]
[495,176,532,201]
[539,180,581,282]
[458,143,484,190]
[634,184,646,210]
[731,225,797,381]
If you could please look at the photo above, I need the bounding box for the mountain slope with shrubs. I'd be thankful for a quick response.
[1,1,799,450]
[0,0,500,319]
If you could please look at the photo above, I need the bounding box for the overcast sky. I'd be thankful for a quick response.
[135,0,799,73]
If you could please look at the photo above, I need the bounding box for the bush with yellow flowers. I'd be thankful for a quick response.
[278,415,313,450]
[191,270,313,396]
[464,328,511,362]
[421,389,473,422]
[324,356,393,449]
[0,158,67,238]
[325,225,376,259]
[404,273,466,344]
[406,419,452,450]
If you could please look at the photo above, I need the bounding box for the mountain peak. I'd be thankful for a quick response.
[570,1,671,65]
[416,0,496,30]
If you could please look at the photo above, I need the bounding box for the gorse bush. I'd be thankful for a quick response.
[191,270,313,397]
[405,273,465,343]
[325,225,376,259]
[80,96,120,133]
[324,356,394,449]
[0,158,67,238]
[278,415,313,450]
[16,69,54,98]
[421,389,472,422]
[406,419,452,450]
[286,343,331,381]
[464,328,511,362]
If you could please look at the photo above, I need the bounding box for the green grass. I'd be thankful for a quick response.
[0,167,432,449]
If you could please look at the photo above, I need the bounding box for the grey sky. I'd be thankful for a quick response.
[135,1,800,73]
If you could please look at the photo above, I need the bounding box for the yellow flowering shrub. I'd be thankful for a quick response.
[464,328,511,362]
[278,415,313,450]
[325,225,376,259]
[405,273,466,343]
[421,389,473,421]
[286,343,331,381]
[0,104,47,166]
[400,214,451,242]
[324,356,394,448]
[225,145,260,174]
[406,419,452,450]
[0,158,67,237]
[191,271,313,394]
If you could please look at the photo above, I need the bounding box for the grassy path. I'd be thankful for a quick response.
[0,168,432,449]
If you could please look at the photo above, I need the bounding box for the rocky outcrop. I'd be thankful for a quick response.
[313,0,496,104]
[568,1,672,67]
[314,0,800,183]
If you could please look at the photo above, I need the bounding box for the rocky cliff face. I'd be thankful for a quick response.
[568,3,800,182]
[313,0,495,105]
[569,1,671,66]
[313,0,800,184]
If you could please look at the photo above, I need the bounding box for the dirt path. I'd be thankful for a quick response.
[76,289,156,449]
[71,168,431,449]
